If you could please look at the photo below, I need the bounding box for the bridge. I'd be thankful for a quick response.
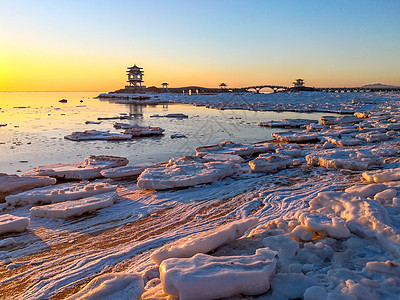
[240,85,289,93]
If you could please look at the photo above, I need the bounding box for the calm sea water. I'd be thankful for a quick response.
[0,92,336,174]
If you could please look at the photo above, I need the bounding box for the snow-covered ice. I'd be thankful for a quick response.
[0,173,56,201]
[66,273,144,300]
[306,148,381,171]
[5,182,117,206]
[30,191,117,218]
[160,248,277,300]
[101,163,158,180]
[137,156,240,190]
[272,131,321,143]
[258,118,318,128]
[0,214,30,234]
[249,154,294,173]
[123,125,164,137]
[195,141,272,158]
[151,217,258,265]
[23,155,129,180]
[64,130,133,141]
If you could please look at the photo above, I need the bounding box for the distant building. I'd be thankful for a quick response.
[162,83,169,90]
[126,65,146,91]
[219,83,227,89]
[293,79,305,87]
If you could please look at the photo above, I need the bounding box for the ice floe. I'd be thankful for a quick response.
[30,191,117,218]
[100,163,158,180]
[272,131,321,143]
[160,248,276,300]
[0,214,30,234]
[363,167,400,183]
[64,130,133,141]
[249,154,294,173]
[151,217,258,265]
[66,273,144,300]
[5,182,117,206]
[195,141,272,158]
[0,173,56,201]
[258,118,318,128]
[306,148,381,171]
[137,156,240,190]
[123,125,164,137]
[23,155,128,180]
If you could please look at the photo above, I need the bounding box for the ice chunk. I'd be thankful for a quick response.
[66,273,144,300]
[0,173,56,201]
[355,132,390,143]
[258,119,318,128]
[0,214,30,234]
[160,248,276,300]
[271,273,319,299]
[362,167,400,183]
[365,260,400,275]
[275,146,303,157]
[202,153,244,164]
[272,131,321,143]
[23,155,128,180]
[310,192,400,256]
[326,137,363,147]
[101,163,158,180]
[304,286,328,300]
[374,189,397,204]
[288,225,317,242]
[5,183,117,206]
[320,115,361,126]
[123,125,164,136]
[65,130,133,141]
[151,217,258,265]
[137,157,239,190]
[249,154,293,173]
[345,184,387,198]
[195,141,256,157]
[30,192,117,218]
[306,149,381,171]
[343,279,376,300]
[298,212,350,239]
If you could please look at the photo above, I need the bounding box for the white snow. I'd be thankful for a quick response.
[23,155,129,180]
[160,248,277,300]
[151,217,258,265]
[30,192,117,218]
[137,156,240,190]
[5,182,117,206]
[65,130,133,141]
[100,163,158,180]
[66,273,144,300]
[0,214,30,234]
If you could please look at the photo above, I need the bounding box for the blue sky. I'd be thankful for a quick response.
[1,0,399,90]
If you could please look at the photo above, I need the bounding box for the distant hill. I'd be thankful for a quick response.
[361,83,400,89]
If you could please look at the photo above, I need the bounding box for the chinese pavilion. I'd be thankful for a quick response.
[126,65,145,90]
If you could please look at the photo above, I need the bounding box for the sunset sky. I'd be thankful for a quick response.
[0,0,399,91]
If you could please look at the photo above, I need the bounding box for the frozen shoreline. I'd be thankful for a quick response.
[1,91,400,299]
